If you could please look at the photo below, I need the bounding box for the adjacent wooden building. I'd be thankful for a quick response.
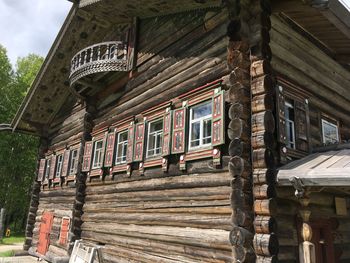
[10,0,350,262]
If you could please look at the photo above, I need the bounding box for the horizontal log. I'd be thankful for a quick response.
[254,199,277,216]
[254,216,277,234]
[252,148,275,169]
[252,111,275,134]
[228,118,250,141]
[229,103,250,120]
[231,207,253,228]
[229,138,250,157]
[254,184,276,199]
[227,83,250,104]
[81,222,231,251]
[232,245,255,262]
[229,226,254,247]
[228,156,251,179]
[253,233,279,257]
[251,60,272,78]
[81,212,231,230]
[251,75,274,96]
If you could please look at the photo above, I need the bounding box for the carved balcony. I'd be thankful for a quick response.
[69,41,129,86]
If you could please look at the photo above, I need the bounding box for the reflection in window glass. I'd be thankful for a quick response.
[189,101,212,150]
[147,119,163,158]
[55,155,63,178]
[92,140,104,169]
[69,149,78,175]
[285,99,296,149]
[116,131,128,164]
[322,119,339,144]
[45,159,51,180]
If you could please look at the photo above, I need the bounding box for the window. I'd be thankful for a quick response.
[55,155,63,178]
[146,119,163,158]
[44,159,51,180]
[189,101,212,150]
[322,119,339,144]
[68,149,78,175]
[115,131,128,164]
[92,140,104,169]
[285,99,296,149]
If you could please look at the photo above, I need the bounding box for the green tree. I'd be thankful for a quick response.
[0,45,43,233]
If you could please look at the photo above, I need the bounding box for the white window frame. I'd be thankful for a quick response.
[285,100,296,149]
[68,149,78,175]
[44,159,51,180]
[146,119,163,158]
[322,119,339,144]
[188,100,212,151]
[92,139,104,169]
[55,154,63,178]
[115,130,128,165]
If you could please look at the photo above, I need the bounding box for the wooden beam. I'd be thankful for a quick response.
[277,169,350,186]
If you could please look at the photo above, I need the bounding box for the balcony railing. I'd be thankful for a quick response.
[69,41,129,85]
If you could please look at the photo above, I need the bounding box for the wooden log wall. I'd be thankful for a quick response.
[30,187,75,261]
[48,101,86,149]
[270,14,350,149]
[78,8,235,263]
[94,8,230,125]
[248,1,279,262]
[24,138,48,251]
[82,171,232,263]
[276,188,350,263]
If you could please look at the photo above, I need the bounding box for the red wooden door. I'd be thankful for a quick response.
[58,217,70,245]
[37,212,54,255]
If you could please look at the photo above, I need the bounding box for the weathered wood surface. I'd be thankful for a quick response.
[81,172,232,262]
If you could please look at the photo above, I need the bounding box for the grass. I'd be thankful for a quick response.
[0,250,14,257]
[0,235,25,245]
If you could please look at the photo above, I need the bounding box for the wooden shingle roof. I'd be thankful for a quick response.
[278,145,350,187]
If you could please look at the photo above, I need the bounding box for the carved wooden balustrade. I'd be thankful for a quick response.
[69,41,129,85]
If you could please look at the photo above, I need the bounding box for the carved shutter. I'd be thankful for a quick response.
[172,107,187,154]
[162,109,172,156]
[133,122,145,162]
[212,90,225,146]
[49,155,57,180]
[295,99,310,152]
[126,123,134,164]
[104,132,116,167]
[82,141,93,172]
[276,85,287,145]
[58,217,70,245]
[37,159,46,182]
[61,150,70,177]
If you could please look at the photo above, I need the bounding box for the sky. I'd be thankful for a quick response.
[0,0,72,66]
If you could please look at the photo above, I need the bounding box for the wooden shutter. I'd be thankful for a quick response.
[212,90,225,146]
[171,107,187,154]
[82,141,93,172]
[126,123,134,164]
[37,159,46,182]
[48,155,57,180]
[162,109,172,156]
[58,217,70,245]
[133,122,145,162]
[295,99,310,152]
[104,132,116,167]
[276,86,287,145]
[61,150,70,177]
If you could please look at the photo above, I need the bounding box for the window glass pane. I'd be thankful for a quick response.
[69,149,78,174]
[322,120,338,144]
[192,102,212,120]
[203,119,212,144]
[116,131,128,164]
[147,119,163,157]
[56,155,63,177]
[284,100,296,149]
[190,122,200,147]
[45,159,51,179]
[93,140,104,168]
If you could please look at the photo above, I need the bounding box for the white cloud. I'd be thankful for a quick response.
[0,0,72,66]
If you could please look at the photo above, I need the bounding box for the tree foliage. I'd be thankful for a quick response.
[0,45,43,231]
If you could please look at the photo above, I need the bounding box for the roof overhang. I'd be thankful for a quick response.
[277,145,350,189]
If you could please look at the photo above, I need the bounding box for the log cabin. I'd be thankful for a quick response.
[8,0,350,262]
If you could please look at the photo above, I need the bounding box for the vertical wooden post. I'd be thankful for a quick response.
[299,199,316,263]
[0,208,5,241]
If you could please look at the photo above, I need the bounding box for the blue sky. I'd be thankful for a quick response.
[0,0,72,66]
